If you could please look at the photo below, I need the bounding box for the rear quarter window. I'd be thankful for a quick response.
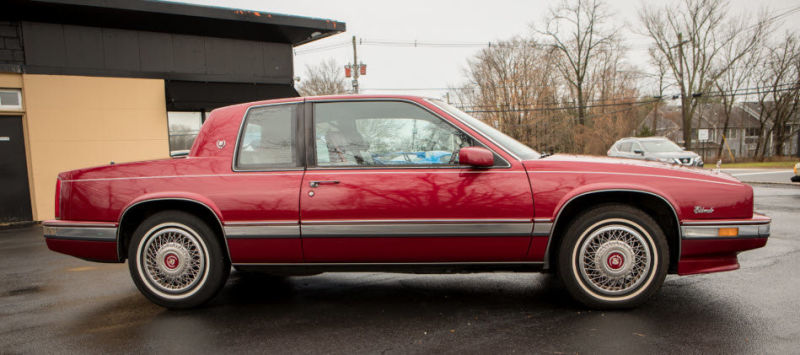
[235,104,301,170]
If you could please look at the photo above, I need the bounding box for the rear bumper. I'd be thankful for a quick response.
[677,214,770,275]
[42,220,121,262]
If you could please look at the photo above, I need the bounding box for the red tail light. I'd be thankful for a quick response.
[55,179,61,219]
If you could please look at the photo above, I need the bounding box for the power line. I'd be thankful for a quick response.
[358,38,652,51]
[743,4,800,32]
[294,40,351,55]
[461,98,662,113]
[484,100,657,125]
[447,84,799,113]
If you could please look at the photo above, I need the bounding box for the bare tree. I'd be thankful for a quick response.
[647,47,671,133]
[458,38,566,151]
[714,13,768,160]
[458,34,641,155]
[755,33,800,159]
[639,0,764,150]
[537,0,617,127]
[296,58,348,96]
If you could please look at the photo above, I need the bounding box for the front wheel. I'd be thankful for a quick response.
[128,210,230,309]
[557,204,668,309]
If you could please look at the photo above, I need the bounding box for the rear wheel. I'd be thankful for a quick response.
[557,204,668,309]
[128,210,230,309]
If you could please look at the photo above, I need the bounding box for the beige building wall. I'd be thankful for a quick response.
[23,74,170,220]
[0,73,23,88]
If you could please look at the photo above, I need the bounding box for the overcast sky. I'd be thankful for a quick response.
[173,0,800,101]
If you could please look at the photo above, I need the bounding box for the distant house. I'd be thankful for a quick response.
[641,103,799,159]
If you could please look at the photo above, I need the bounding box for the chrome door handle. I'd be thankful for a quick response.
[309,180,340,188]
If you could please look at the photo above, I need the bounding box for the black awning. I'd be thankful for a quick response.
[165,81,299,112]
[0,0,345,45]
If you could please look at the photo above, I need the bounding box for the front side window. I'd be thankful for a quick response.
[313,101,481,167]
[236,104,299,170]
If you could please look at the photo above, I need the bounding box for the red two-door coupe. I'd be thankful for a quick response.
[43,95,771,309]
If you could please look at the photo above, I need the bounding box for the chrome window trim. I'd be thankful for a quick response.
[231,101,305,173]
[307,98,512,169]
[542,189,681,270]
[43,225,117,241]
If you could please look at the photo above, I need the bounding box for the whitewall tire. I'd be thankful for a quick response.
[557,204,668,309]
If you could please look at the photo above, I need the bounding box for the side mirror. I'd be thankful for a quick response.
[633,149,645,155]
[458,146,494,167]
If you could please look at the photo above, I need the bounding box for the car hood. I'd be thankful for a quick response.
[523,154,737,184]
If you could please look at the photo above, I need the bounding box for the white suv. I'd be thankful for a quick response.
[608,137,703,167]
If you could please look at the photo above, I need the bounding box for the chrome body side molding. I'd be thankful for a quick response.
[224,224,300,239]
[532,222,553,236]
[43,224,117,241]
[300,222,533,238]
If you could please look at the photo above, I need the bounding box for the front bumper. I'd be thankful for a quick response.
[677,213,770,275]
[42,220,121,262]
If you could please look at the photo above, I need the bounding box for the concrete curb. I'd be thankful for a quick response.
[0,221,40,231]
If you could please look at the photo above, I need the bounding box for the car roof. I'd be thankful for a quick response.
[618,136,672,142]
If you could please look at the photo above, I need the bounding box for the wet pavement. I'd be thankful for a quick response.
[1,184,799,354]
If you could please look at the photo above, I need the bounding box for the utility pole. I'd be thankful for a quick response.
[673,32,691,149]
[344,36,367,94]
[351,35,359,94]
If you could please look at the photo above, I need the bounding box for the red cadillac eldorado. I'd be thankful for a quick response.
[43,95,771,309]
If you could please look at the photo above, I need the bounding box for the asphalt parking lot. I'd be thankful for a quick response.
[1,184,799,354]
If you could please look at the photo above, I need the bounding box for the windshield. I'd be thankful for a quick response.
[640,139,683,153]
[428,99,541,160]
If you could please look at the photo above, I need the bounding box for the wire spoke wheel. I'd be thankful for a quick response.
[559,204,668,309]
[129,211,230,309]
[577,224,652,296]
[136,223,210,299]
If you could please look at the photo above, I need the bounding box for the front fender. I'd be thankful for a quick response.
[551,183,682,221]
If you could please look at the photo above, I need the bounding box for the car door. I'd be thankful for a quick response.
[299,99,534,263]
[223,102,306,264]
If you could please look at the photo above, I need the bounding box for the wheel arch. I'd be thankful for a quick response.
[117,196,228,262]
[545,189,681,273]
